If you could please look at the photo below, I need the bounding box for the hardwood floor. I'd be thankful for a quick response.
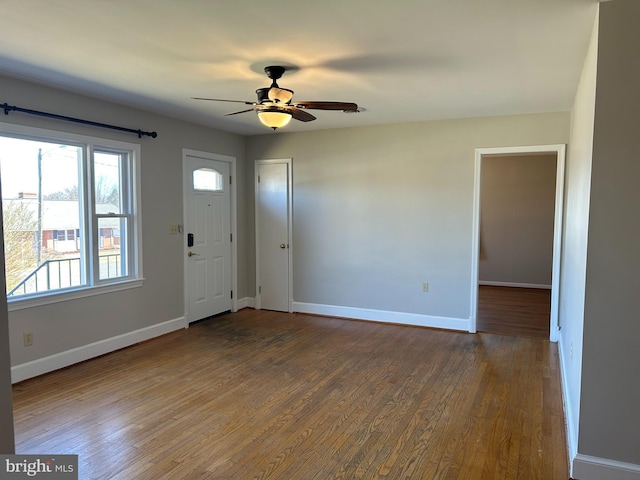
[13,309,568,479]
[477,285,551,339]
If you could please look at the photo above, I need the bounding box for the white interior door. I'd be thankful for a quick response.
[256,159,292,312]
[184,154,231,322]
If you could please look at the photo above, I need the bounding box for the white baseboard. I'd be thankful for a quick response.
[292,302,469,331]
[479,281,552,289]
[237,297,255,309]
[573,454,640,480]
[11,316,187,384]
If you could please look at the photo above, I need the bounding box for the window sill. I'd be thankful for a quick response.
[7,278,145,312]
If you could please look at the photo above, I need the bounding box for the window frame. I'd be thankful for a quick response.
[1,122,144,311]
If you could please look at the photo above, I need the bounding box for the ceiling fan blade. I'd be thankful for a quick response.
[292,101,359,112]
[284,106,316,122]
[224,108,256,116]
[192,97,256,105]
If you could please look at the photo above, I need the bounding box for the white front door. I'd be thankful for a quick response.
[256,159,292,312]
[184,153,232,323]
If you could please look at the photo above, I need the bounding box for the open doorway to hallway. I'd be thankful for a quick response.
[478,153,555,338]
[470,145,566,340]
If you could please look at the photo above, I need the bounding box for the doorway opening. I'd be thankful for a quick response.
[470,145,566,341]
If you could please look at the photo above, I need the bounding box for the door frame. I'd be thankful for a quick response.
[254,158,293,312]
[470,144,566,341]
[182,148,238,319]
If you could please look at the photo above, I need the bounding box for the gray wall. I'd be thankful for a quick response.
[246,113,569,321]
[479,154,556,286]
[0,74,248,368]
[579,0,640,466]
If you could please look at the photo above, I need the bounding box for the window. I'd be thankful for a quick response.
[93,150,131,281]
[193,167,223,192]
[0,124,142,307]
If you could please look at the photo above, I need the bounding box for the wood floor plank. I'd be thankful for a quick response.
[13,309,568,479]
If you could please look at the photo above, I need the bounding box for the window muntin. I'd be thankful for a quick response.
[0,126,142,302]
[193,167,223,192]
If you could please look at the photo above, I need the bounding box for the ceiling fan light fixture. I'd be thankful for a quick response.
[257,108,292,130]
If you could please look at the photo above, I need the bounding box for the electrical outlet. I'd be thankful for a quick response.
[23,332,33,347]
[422,282,429,293]
[169,224,179,234]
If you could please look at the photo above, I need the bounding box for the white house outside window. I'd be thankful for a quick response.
[0,123,143,309]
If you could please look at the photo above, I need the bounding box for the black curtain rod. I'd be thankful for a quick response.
[1,102,157,139]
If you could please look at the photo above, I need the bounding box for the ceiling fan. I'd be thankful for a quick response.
[192,66,359,130]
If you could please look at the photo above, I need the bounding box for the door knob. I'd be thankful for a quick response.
[280,244,286,249]
[188,251,200,257]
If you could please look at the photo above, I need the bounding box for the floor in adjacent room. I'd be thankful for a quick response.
[477,285,551,339]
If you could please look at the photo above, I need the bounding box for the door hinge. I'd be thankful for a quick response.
[229,175,232,185]
[259,285,262,294]
[230,233,233,242]
[230,290,233,299]
[258,175,260,183]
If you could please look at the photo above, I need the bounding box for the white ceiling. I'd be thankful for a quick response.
[0,0,599,136]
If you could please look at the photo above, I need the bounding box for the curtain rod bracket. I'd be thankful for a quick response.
[1,102,157,139]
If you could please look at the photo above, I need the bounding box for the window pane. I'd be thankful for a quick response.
[98,216,127,280]
[193,168,223,191]
[0,137,84,296]
[94,152,122,213]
